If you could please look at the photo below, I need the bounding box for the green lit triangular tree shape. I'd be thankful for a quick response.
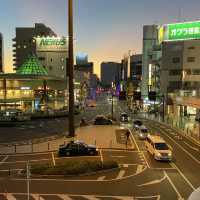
[16,55,48,76]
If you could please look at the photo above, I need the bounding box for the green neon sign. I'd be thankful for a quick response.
[162,21,200,41]
[39,38,66,46]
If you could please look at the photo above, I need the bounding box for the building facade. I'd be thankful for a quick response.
[142,25,161,97]
[0,33,3,73]
[101,62,121,87]
[13,23,56,70]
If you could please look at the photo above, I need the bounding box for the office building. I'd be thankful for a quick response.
[130,54,142,91]
[101,62,121,87]
[142,25,161,97]
[0,34,3,73]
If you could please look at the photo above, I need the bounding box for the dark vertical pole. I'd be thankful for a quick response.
[111,94,114,120]
[68,0,75,137]
[3,78,6,109]
[162,95,165,122]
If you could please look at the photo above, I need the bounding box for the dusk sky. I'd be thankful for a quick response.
[1,0,200,76]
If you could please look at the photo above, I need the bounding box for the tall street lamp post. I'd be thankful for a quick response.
[68,0,75,137]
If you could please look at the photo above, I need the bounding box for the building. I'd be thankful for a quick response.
[0,33,3,73]
[35,36,68,78]
[74,62,93,75]
[13,23,56,70]
[130,54,142,91]
[142,25,161,97]
[76,53,88,65]
[101,62,121,87]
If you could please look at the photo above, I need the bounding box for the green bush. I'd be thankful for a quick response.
[30,160,118,175]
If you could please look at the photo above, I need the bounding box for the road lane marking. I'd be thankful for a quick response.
[170,162,196,191]
[157,127,200,165]
[58,194,73,200]
[111,156,126,158]
[0,156,8,165]
[31,194,45,200]
[183,141,199,152]
[129,128,150,168]
[138,173,166,186]
[164,171,184,200]
[135,164,144,175]
[116,170,125,179]
[97,176,106,181]
[100,150,103,163]
[5,193,16,200]
[51,152,55,166]
[1,193,161,200]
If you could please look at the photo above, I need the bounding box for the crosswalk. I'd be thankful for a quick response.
[0,193,160,200]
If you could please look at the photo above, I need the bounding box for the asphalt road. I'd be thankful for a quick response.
[0,94,199,199]
[0,93,112,143]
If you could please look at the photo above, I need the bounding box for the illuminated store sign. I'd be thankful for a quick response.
[36,37,68,51]
[159,21,200,42]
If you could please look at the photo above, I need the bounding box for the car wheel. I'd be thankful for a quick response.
[66,151,70,156]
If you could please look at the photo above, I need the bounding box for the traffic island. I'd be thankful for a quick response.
[26,160,119,177]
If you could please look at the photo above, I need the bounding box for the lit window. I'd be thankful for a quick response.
[17,45,21,49]
[24,45,27,48]
[61,66,64,70]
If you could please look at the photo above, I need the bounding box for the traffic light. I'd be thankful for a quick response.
[133,91,141,101]
[148,91,156,101]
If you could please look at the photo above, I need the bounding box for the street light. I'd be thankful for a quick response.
[68,0,75,137]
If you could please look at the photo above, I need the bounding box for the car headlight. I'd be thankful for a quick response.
[156,152,161,157]
[168,152,172,157]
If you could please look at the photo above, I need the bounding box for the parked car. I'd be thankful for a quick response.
[94,115,112,125]
[145,135,172,161]
[120,112,129,123]
[58,141,98,156]
[133,120,143,130]
[137,125,149,140]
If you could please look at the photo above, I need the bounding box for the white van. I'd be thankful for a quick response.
[145,135,172,161]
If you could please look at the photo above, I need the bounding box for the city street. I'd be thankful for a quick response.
[0,94,199,199]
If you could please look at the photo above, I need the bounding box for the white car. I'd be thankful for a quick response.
[145,135,172,161]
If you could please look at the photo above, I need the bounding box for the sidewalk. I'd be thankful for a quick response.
[0,125,134,154]
[75,125,134,150]
[139,112,200,144]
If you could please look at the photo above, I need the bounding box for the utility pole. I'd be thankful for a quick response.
[68,0,75,137]
[111,94,114,120]
[162,95,165,122]
[26,161,30,200]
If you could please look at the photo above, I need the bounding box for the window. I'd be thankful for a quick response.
[38,57,45,61]
[50,58,53,62]
[24,45,27,49]
[187,57,195,62]
[49,66,53,71]
[17,45,21,49]
[61,66,64,70]
[188,46,195,50]
[185,69,191,75]
[172,57,180,63]
[169,69,182,76]
[61,58,64,62]
[192,69,200,75]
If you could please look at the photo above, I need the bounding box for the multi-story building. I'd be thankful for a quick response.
[35,36,68,78]
[130,54,142,91]
[74,62,93,75]
[142,25,161,97]
[0,33,3,73]
[12,23,56,70]
[101,62,121,87]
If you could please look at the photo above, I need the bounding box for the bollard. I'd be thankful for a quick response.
[48,142,50,151]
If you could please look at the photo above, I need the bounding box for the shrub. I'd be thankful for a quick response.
[30,160,118,175]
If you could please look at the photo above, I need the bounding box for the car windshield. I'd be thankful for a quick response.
[134,121,142,126]
[141,129,148,133]
[155,143,169,150]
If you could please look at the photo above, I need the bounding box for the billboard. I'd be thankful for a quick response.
[159,21,200,42]
[36,37,68,51]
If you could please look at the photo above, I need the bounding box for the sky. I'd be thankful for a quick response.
[1,0,200,76]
